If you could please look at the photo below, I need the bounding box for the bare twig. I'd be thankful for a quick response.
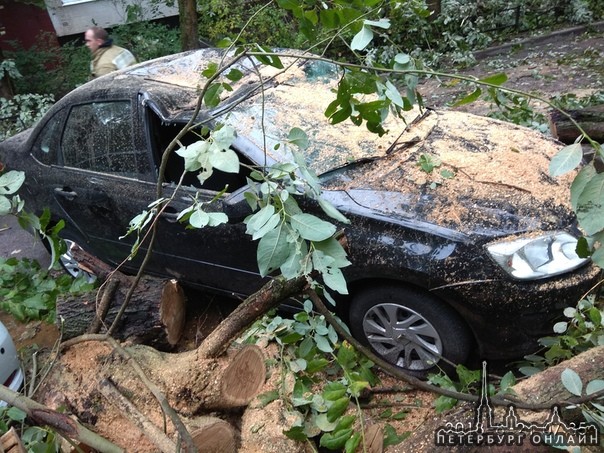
[99,378,177,453]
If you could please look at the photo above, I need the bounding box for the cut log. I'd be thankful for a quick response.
[548,104,604,144]
[1,427,26,453]
[219,345,267,408]
[189,416,239,452]
[120,343,267,415]
[56,246,186,350]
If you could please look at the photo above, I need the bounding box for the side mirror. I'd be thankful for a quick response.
[223,185,253,222]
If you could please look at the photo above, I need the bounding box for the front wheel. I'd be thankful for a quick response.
[57,232,97,283]
[349,285,472,377]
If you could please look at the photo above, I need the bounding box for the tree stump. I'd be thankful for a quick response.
[55,246,186,350]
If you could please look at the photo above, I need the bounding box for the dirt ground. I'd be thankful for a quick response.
[1,23,603,452]
[420,23,604,115]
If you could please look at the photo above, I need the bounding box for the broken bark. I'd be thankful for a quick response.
[56,248,186,350]
[548,104,604,144]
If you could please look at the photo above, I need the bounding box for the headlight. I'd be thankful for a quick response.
[486,232,589,280]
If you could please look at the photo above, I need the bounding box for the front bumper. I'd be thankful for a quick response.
[441,262,602,360]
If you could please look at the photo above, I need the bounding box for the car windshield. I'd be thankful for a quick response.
[218,59,421,175]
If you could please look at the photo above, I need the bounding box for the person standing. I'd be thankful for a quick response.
[84,26,137,79]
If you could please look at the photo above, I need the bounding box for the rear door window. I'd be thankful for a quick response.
[61,101,149,177]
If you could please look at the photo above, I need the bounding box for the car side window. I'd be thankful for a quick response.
[31,111,64,165]
[146,107,252,192]
[61,101,148,177]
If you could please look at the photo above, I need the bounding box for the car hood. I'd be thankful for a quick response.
[320,109,578,237]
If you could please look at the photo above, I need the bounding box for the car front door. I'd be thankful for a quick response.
[143,106,264,294]
[50,98,165,274]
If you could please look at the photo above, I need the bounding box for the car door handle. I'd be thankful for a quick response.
[54,187,78,201]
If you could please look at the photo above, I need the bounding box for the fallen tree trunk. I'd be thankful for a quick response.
[398,346,604,453]
[0,384,124,453]
[56,247,186,350]
[549,104,604,144]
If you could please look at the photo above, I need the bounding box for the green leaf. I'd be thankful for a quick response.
[209,148,240,174]
[348,380,369,398]
[6,407,27,422]
[314,333,333,353]
[570,164,596,210]
[383,79,405,109]
[189,209,210,228]
[452,87,482,107]
[350,25,373,51]
[314,413,338,432]
[284,425,307,441]
[344,432,362,453]
[307,358,329,373]
[257,224,290,276]
[203,82,223,108]
[383,424,411,447]
[323,382,347,401]
[549,143,583,177]
[288,127,309,150]
[252,213,280,241]
[201,62,218,78]
[257,390,279,407]
[290,213,336,241]
[226,68,243,82]
[364,18,390,29]
[592,241,604,268]
[499,371,516,392]
[329,105,353,125]
[326,397,349,422]
[479,73,508,86]
[322,266,349,295]
[337,342,358,370]
[434,395,458,412]
[334,415,356,431]
[0,195,10,216]
[561,368,583,396]
[0,170,25,195]
[320,428,353,450]
[576,171,604,235]
[247,204,276,234]
[586,379,604,395]
[587,307,602,326]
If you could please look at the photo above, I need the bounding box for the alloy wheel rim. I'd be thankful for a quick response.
[60,239,96,283]
[362,302,443,371]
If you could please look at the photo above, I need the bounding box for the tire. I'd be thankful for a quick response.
[56,231,97,283]
[349,285,472,377]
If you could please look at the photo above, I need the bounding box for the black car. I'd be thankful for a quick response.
[1,48,600,375]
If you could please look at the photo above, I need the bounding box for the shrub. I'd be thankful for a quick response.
[198,0,305,48]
